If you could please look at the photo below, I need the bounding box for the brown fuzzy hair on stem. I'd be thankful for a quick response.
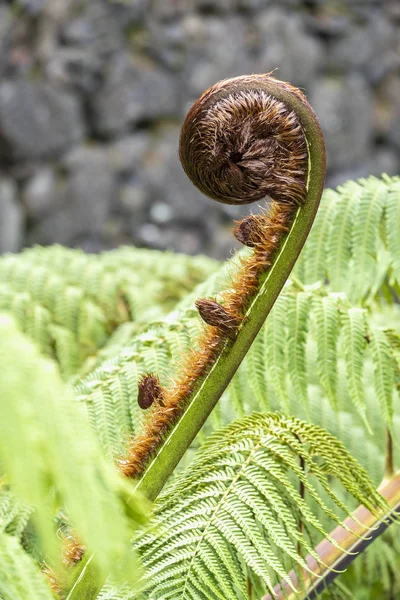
[118,74,309,480]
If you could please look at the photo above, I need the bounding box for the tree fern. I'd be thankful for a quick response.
[0,69,398,600]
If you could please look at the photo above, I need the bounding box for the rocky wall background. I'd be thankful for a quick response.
[0,0,399,258]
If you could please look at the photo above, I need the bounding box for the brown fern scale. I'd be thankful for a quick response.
[138,374,165,409]
[118,74,308,480]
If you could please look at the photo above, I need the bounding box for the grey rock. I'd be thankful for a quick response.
[137,221,207,255]
[257,9,324,88]
[330,13,396,78]
[0,80,84,160]
[0,178,23,254]
[310,75,373,171]
[120,178,149,213]
[192,0,235,12]
[183,16,254,95]
[140,124,219,223]
[326,148,400,190]
[0,7,12,41]
[90,55,179,137]
[148,0,189,21]
[143,20,186,70]
[235,0,269,11]
[13,0,46,15]
[22,168,59,219]
[60,1,123,58]
[29,146,114,245]
[46,47,103,93]
[107,134,151,174]
[376,75,400,150]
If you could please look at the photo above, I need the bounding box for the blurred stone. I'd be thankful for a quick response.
[310,75,373,171]
[375,75,400,150]
[0,80,84,160]
[330,13,396,79]
[0,7,12,40]
[107,134,151,174]
[183,16,254,95]
[140,125,219,223]
[192,0,235,12]
[89,55,179,137]
[257,9,324,88]
[120,178,148,213]
[22,168,58,219]
[0,178,23,253]
[28,146,114,245]
[13,0,46,15]
[326,148,400,190]
[148,0,190,21]
[137,221,206,255]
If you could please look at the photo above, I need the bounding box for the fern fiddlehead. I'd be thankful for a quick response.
[120,74,326,494]
[66,74,326,599]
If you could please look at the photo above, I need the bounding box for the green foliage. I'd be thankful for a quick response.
[0,532,55,600]
[135,414,386,599]
[0,314,149,590]
[295,175,400,303]
[0,174,399,598]
[0,246,217,378]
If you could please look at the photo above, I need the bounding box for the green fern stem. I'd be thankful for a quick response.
[66,75,326,600]
[264,473,400,600]
[135,75,326,502]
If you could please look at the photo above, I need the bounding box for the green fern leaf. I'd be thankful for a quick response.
[326,181,361,292]
[135,414,386,599]
[0,532,54,600]
[386,178,400,279]
[350,178,387,301]
[0,314,148,580]
[341,307,368,422]
[314,295,340,407]
[286,292,310,404]
[369,327,394,426]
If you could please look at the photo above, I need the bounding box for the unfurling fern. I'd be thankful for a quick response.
[0,72,399,600]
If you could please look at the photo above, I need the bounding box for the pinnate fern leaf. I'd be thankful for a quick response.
[0,314,148,581]
[0,532,54,600]
[135,414,386,599]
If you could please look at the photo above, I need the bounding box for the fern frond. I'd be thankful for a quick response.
[0,532,55,600]
[369,327,394,426]
[135,413,386,599]
[0,246,218,377]
[326,181,361,293]
[386,177,400,278]
[264,295,289,411]
[341,307,368,422]
[295,175,400,302]
[350,178,387,301]
[313,295,340,408]
[286,292,310,405]
[0,314,148,582]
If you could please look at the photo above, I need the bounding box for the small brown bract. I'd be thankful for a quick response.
[195,298,242,335]
[138,374,164,410]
